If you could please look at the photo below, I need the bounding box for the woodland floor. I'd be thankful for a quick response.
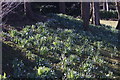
[1,13,120,79]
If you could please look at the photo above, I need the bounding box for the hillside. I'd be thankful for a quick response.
[1,14,120,79]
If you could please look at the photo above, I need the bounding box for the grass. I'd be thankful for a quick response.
[100,20,118,28]
[1,13,120,79]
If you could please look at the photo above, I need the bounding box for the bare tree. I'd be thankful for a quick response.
[0,0,23,27]
[0,0,48,24]
[81,2,90,30]
[0,0,22,19]
[103,1,109,11]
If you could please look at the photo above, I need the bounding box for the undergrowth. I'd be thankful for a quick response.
[1,14,120,79]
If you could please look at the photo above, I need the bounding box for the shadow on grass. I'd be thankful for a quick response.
[2,42,63,78]
[2,42,36,76]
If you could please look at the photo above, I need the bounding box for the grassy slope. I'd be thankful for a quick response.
[100,20,118,28]
[90,19,118,28]
[2,14,120,79]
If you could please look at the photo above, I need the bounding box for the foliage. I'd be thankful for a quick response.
[33,2,81,16]
[0,73,7,79]
[100,10,118,19]
[33,2,59,14]
[2,14,120,79]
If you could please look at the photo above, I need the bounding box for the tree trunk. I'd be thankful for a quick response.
[116,19,120,30]
[81,2,83,19]
[0,2,2,75]
[81,2,90,30]
[90,2,94,24]
[0,2,2,21]
[24,2,47,22]
[116,2,120,30]
[59,2,65,14]
[103,1,109,11]
[93,2,100,25]
[24,2,33,16]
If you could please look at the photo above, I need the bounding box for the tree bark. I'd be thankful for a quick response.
[103,2,109,11]
[116,2,120,30]
[93,2,100,25]
[59,2,66,14]
[90,2,94,24]
[81,2,90,30]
